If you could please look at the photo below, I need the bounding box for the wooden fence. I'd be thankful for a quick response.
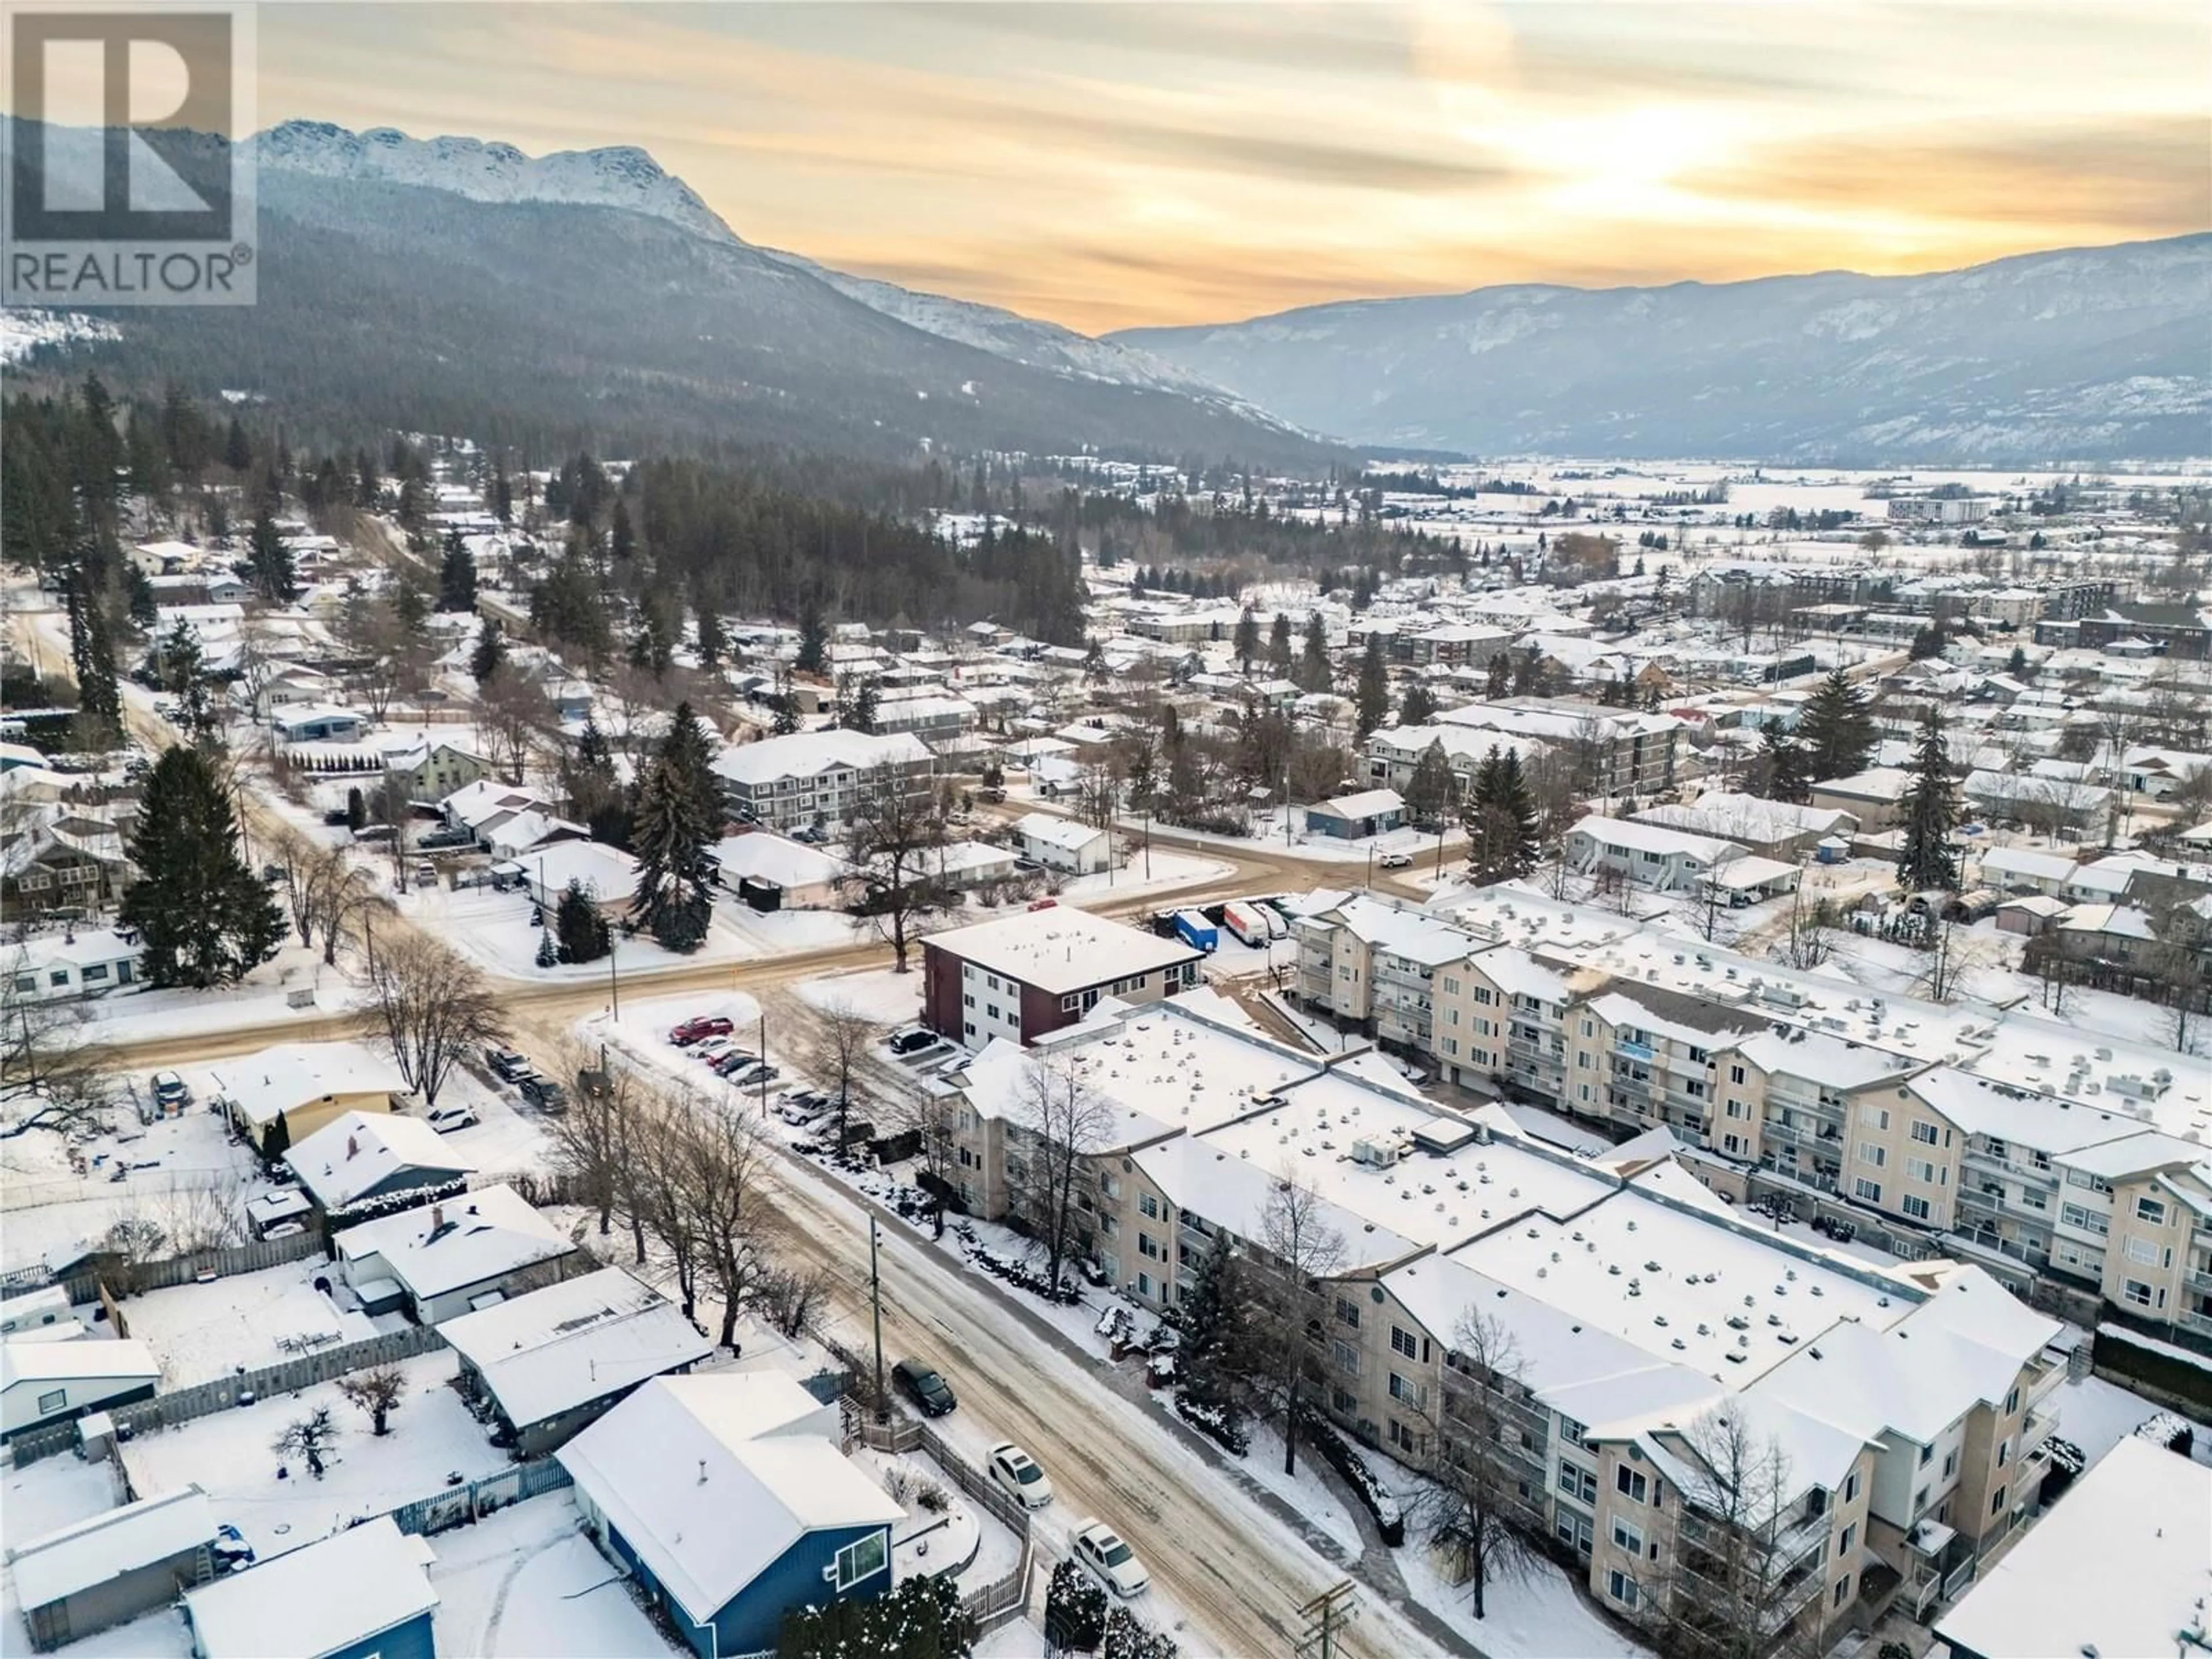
[389,1457,574,1536]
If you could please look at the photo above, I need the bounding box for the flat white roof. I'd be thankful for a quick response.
[212,1041,406,1128]
[1,1337,159,1388]
[711,728,930,787]
[922,906,1201,997]
[1010,811,1109,851]
[1934,1436,2212,1659]
[10,1484,214,1610]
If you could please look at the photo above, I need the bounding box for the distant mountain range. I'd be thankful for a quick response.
[16,118,2205,467]
[1114,235,2212,463]
[9,119,1335,467]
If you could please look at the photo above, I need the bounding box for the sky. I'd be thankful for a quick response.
[254,1,2211,335]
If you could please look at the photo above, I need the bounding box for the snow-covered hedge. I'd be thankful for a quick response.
[1173,1391,1249,1456]
[1300,1410,1405,1546]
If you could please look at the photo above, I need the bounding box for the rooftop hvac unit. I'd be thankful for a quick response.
[1352,1136,1400,1169]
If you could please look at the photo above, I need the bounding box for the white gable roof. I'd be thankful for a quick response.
[332,1183,571,1300]
[440,1267,711,1427]
[10,1485,214,1611]
[183,1516,438,1659]
[287,1111,475,1210]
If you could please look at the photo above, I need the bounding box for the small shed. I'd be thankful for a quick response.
[183,1514,439,1659]
[12,1485,215,1651]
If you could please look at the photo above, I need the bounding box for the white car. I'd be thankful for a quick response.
[1377,851,1412,870]
[987,1442,1054,1510]
[1072,1519,1148,1598]
[426,1104,479,1134]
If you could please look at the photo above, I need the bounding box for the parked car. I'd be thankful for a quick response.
[151,1071,191,1109]
[486,1048,535,1084]
[1072,1520,1148,1598]
[518,1078,567,1112]
[425,1103,479,1134]
[887,1028,940,1057]
[710,1050,762,1077]
[978,786,1006,804]
[669,1015,734,1046]
[726,1062,780,1089]
[1377,850,1412,870]
[988,1442,1054,1509]
[891,1358,956,1417]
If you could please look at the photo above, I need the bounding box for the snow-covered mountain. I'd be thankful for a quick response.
[252,120,1272,422]
[255,120,741,245]
[1113,236,2212,463]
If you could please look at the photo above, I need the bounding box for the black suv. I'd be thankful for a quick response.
[891,1358,956,1416]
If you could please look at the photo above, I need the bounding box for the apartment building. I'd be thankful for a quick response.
[709,728,934,832]
[1434,699,1681,800]
[919,907,1206,1049]
[1363,725,1546,798]
[1291,895,1474,1058]
[1563,816,1748,895]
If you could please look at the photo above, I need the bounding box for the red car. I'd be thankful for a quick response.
[669,1016,734,1046]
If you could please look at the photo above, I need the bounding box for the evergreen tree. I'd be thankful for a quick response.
[346,786,367,832]
[770,693,802,735]
[1897,707,1960,893]
[852,678,880,734]
[124,562,157,630]
[2006,644,2029,679]
[556,879,611,963]
[1266,611,1294,672]
[470,616,507,684]
[1755,719,1810,804]
[630,701,721,953]
[392,575,429,631]
[65,567,122,740]
[1297,614,1332,693]
[222,414,252,472]
[1398,681,1438,727]
[627,599,674,676]
[1404,740,1458,827]
[157,615,218,738]
[119,746,285,987]
[562,716,630,846]
[535,924,559,969]
[247,510,296,604]
[795,608,828,675]
[1233,606,1260,673]
[492,473,513,525]
[1465,747,1538,882]
[1484,651,1512,699]
[1355,632,1389,738]
[435,529,477,612]
[695,600,724,670]
[1796,666,1876,782]
[1174,1230,1254,1438]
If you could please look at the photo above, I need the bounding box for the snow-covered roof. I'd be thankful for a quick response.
[1705,854,1799,891]
[710,728,930,787]
[1009,811,1109,851]
[440,1267,711,1427]
[1978,846,2078,883]
[333,1183,571,1300]
[287,1111,475,1211]
[1933,1436,2212,1659]
[184,1515,438,1659]
[1633,793,1855,843]
[10,1484,214,1611]
[211,1042,407,1128]
[1314,787,1404,819]
[555,1374,900,1625]
[921,906,1202,996]
[1,1337,159,1389]
[1566,813,1744,866]
[714,832,849,890]
[524,838,639,898]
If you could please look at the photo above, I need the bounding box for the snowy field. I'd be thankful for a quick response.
[793,967,921,1027]
[118,1350,503,1558]
[429,1493,680,1658]
[388,881,756,983]
[67,940,369,1047]
[115,1257,384,1386]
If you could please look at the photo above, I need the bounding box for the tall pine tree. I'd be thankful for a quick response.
[247,510,296,605]
[470,616,507,684]
[120,747,285,987]
[1297,614,1332,693]
[1896,707,1960,893]
[1465,747,1539,882]
[630,702,721,953]
[1355,633,1389,738]
[65,566,122,740]
[436,529,478,612]
[1233,607,1260,674]
[1796,666,1876,782]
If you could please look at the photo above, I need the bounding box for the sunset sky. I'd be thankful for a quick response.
[258,1,2212,334]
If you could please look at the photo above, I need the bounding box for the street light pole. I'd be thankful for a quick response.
[869,1217,887,1421]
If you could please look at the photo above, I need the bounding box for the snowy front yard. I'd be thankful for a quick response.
[429,1492,680,1658]
[391,881,756,984]
[118,1349,505,1557]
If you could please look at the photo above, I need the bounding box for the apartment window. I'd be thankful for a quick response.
[1473,986,1493,1005]
[2123,1278,2153,1308]
[1332,1340,1360,1374]
[2061,1203,2111,1237]
[2004,1386,2020,1415]
[1911,1120,1940,1146]
[1442,976,1460,996]
[1914,1485,1930,1514]
[833,1531,888,1590]
[1943,1450,1957,1478]
[1615,1467,1648,1503]
[1729,1063,1747,1086]
[1918,1443,1933,1467]
[1335,1297,1361,1328]
[36,1388,66,1415]
[1990,1486,2006,1517]
[1607,1570,1641,1609]
[1853,1178,1882,1204]
[986,1003,1001,1021]
[986,974,1001,991]
[1906,1157,1937,1184]
[1388,1419,1416,1453]
[1856,1142,1887,1169]
[1901,1195,1932,1222]
[1139,1193,1160,1220]
[1612,1520,1643,1556]
[1390,1325,1418,1359]
[1559,1462,1598,1505]
[1389,1371,1419,1406]
[1834,1576,1853,1610]
[1558,1513,1594,1557]
[2135,1196,2168,1226]
[1332,1388,1358,1414]
[1839,1523,1857,1556]
[1845,1470,1860,1503]
[1997,1437,2012,1468]
[2126,1236,2159,1266]
[1726,1097,1747,1119]
[963,993,976,1009]
[1137,1233,1160,1261]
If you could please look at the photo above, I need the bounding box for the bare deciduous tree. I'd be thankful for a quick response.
[807,997,876,1151]
[476,665,551,786]
[0,961,115,1137]
[840,771,957,973]
[336,1365,407,1436]
[544,1043,631,1238]
[680,1092,777,1349]
[364,931,506,1108]
[274,1405,339,1479]
[1255,1166,1345,1476]
[1008,1055,1115,1296]
[1415,1310,1542,1620]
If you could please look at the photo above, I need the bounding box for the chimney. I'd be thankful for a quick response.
[697,1459,708,1485]
[431,1205,444,1229]
[346,1135,358,1160]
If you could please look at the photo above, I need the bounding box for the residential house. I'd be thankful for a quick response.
[1632,793,1858,863]
[5,929,144,1002]
[559,1374,903,1659]
[286,1110,476,1221]
[1305,788,1406,840]
[384,741,495,806]
[1,1339,160,1441]
[1808,768,1915,830]
[269,704,368,745]
[182,1516,438,1659]
[715,832,849,911]
[710,729,934,833]
[211,1042,404,1158]
[1,811,135,916]
[1563,816,1747,893]
[521,839,641,920]
[334,1184,577,1324]
[442,1267,713,1455]
[1009,811,1114,876]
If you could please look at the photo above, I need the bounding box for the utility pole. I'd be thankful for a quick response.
[869,1217,887,1421]
[1294,1582,1358,1659]
[757,1012,769,1116]
[607,933,619,1019]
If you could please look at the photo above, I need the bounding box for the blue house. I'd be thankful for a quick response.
[1305,786,1407,840]
[183,1516,438,1659]
[558,1373,903,1658]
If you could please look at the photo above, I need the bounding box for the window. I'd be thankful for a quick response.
[2135,1196,2168,1226]
[1607,1570,1641,1609]
[1839,1522,1857,1556]
[1139,1193,1159,1220]
[1997,1437,2012,1468]
[1557,1513,1594,1557]
[1901,1195,1932,1222]
[1834,1575,1853,1609]
[1914,1485,1930,1514]
[834,1531,888,1590]
[2060,1202,2109,1237]
[1856,1142,1887,1168]
[1906,1157,1937,1184]
[1390,1325,1418,1359]
[2126,1236,2159,1266]
[36,1388,66,1415]
[1942,1449,1957,1478]
[1059,994,1080,1012]
[1388,1419,1416,1453]
[1845,1470,1860,1503]
[1730,1063,1747,1086]
[1560,1417,1589,1449]
[1137,1232,1160,1260]
[1990,1486,2006,1517]
[1332,1340,1360,1374]
[81,964,108,982]
[2123,1278,2153,1308]
[1612,1520,1643,1556]
[2004,1386,2020,1416]
[1559,1462,1598,1505]
[1389,1371,1419,1406]
[1911,1119,1940,1145]
[1615,1467,1648,1503]
[1854,1178,1882,1204]
[1335,1297,1361,1328]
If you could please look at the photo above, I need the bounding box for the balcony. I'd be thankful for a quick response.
[2188,1267,2212,1296]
